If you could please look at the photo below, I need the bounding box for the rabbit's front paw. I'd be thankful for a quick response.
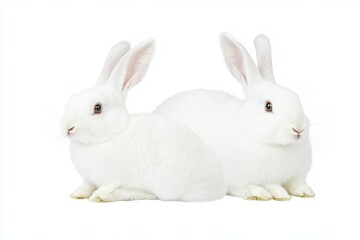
[70,182,96,199]
[246,185,273,201]
[229,185,272,201]
[285,180,315,198]
[264,184,291,201]
[89,189,117,202]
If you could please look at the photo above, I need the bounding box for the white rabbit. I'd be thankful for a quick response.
[155,33,315,201]
[60,39,227,202]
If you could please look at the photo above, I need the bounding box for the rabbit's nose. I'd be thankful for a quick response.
[292,127,304,139]
[67,126,75,135]
[292,127,304,134]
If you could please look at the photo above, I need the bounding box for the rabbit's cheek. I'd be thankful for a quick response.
[259,118,296,145]
[83,114,122,143]
[82,120,106,140]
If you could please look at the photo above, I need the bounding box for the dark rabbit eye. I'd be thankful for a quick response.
[94,104,102,114]
[265,101,272,112]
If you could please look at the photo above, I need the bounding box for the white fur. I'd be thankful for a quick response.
[60,39,227,202]
[155,33,315,200]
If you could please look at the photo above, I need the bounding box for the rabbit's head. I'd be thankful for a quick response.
[220,33,309,145]
[60,39,156,144]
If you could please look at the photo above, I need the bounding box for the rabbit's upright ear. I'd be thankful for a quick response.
[107,39,155,95]
[220,33,262,90]
[97,41,131,84]
[254,34,275,82]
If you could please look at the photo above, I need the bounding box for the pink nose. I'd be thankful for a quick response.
[292,127,304,134]
[292,127,304,139]
[67,126,75,135]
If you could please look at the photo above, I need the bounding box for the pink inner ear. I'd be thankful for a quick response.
[225,39,248,85]
[232,45,247,84]
[121,48,147,91]
[235,56,247,84]
[121,77,130,91]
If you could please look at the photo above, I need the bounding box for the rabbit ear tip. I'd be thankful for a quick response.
[117,40,130,45]
[254,34,270,45]
[255,34,268,38]
[219,32,232,40]
[123,40,131,46]
[112,41,131,50]
[139,39,156,50]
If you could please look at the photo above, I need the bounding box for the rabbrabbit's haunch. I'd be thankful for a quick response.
[60,39,227,202]
[155,33,315,201]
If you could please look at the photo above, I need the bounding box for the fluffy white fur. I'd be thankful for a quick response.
[155,33,315,201]
[60,39,227,202]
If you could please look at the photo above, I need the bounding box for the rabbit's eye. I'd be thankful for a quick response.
[265,101,272,112]
[94,104,102,114]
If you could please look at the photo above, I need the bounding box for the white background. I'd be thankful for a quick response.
[1,0,360,239]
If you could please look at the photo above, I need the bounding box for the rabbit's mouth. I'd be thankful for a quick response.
[292,127,304,140]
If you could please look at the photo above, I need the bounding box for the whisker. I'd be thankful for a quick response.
[47,127,64,143]
[307,109,331,153]
[45,110,68,144]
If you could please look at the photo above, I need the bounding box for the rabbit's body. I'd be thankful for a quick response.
[155,34,315,200]
[155,89,312,197]
[61,39,226,202]
[71,112,226,201]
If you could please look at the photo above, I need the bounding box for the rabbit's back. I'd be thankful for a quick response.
[155,89,245,152]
